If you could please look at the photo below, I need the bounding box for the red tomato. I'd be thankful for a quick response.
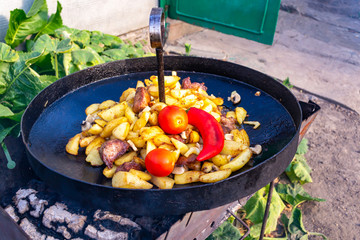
[145,149,175,177]
[158,105,188,134]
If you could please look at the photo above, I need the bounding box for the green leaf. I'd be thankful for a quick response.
[26,0,47,18]
[71,48,104,70]
[0,104,14,117]
[275,183,325,207]
[283,77,293,89]
[32,34,72,55]
[185,43,192,56]
[288,207,308,237]
[286,155,313,184]
[0,43,19,62]
[35,1,63,39]
[243,185,285,237]
[206,219,241,240]
[0,62,11,95]
[71,30,91,48]
[102,49,128,60]
[296,138,309,154]
[5,2,48,48]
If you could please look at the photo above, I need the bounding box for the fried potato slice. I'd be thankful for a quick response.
[99,100,116,110]
[220,148,252,172]
[174,171,203,184]
[66,133,81,155]
[170,138,189,155]
[129,169,151,181]
[199,168,232,183]
[211,154,230,167]
[87,123,103,135]
[79,135,97,148]
[86,148,103,166]
[220,140,248,157]
[112,171,153,189]
[151,175,175,189]
[114,151,137,166]
[231,129,250,146]
[85,104,100,115]
[112,122,130,140]
[103,165,117,178]
[85,137,105,155]
[235,107,247,124]
[100,117,128,138]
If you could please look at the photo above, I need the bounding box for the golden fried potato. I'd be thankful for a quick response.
[235,107,247,124]
[100,117,127,138]
[98,102,127,121]
[133,111,150,131]
[170,138,189,155]
[220,148,252,172]
[151,175,175,189]
[201,161,215,173]
[94,119,107,127]
[79,135,97,148]
[66,133,81,155]
[231,129,250,146]
[99,100,116,110]
[103,166,117,178]
[85,103,100,115]
[114,151,137,166]
[146,140,157,155]
[199,168,231,183]
[148,112,158,126]
[87,123,103,135]
[129,169,151,181]
[125,105,137,124]
[189,131,200,143]
[85,148,103,166]
[174,171,203,184]
[85,137,105,155]
[226,111,236,119]
[140,126,164,141]
[112,122,130,140]
[153,134,172,147]
[220,140,248,157]
[119,88,135,102]
[158,144,176,151]
[211,154,230,167]
[112,171,153,189]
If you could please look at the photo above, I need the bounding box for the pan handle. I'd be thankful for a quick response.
[299,100,320,141]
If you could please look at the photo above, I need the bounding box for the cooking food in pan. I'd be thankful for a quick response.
[66,72,260,189]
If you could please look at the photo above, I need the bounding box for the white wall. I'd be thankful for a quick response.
[0,0,158,42]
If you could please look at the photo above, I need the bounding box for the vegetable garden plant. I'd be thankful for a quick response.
[0,0,327,239]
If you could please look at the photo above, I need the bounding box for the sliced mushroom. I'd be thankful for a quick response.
[228,91,241,104]
[250,144,262,155]
[172,165,188,175]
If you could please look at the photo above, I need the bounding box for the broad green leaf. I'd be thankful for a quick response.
[0,43,19,62]
[283,77,293,89]
[55,39,72,54]
[296,138,309,154]
[35,1,63,39]
[71,48,104,70]
[206,220,241,240]
[0,62,11,94]
[54,26,77,39]
[275,183,325,207]
[243,185,285,237]
[286,155,313,184]
[102,49,128,60]
[87,44,104,53]
[26,0,47,18]
[32,34,71,54]
[0,104,14,117]
[288,207,308,237]
[25,39,35,51]
[71,30,91,48]
[39,75,57,87]
[90,31,123,48]
[5,7,47,48]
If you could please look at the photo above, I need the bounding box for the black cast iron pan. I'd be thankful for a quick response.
[21,56,301,216]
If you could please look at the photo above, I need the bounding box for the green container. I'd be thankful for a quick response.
[160,0,281,45]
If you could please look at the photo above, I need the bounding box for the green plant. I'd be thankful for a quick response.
[207,139,327,240]
[185,43,192,56]
[0,0,152,168]
[282,77,293,89]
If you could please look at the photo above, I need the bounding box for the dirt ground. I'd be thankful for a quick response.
[164,0,360,238]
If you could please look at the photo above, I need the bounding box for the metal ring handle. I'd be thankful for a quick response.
[149,7,165,49]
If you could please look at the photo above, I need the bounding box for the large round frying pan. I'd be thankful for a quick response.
[21,56,301,216]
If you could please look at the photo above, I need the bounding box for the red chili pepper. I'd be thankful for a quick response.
[187,108,224,161]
